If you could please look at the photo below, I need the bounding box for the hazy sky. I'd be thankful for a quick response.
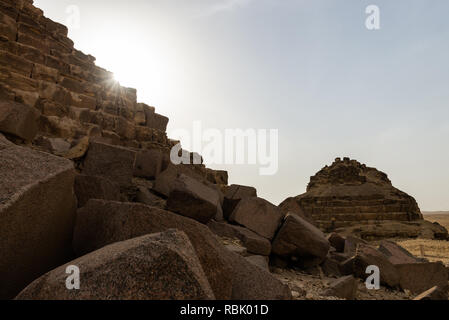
[34,0,449,210]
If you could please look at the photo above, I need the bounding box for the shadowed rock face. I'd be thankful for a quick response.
[0,134,77,299]
[16,230,216,300]
[280,157,423,231]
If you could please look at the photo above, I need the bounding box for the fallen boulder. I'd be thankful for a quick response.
[395,262,448,294]
[344,235,368,256]
[321,256,342,277]
[0,100,40,141]
[353,244,400,288]
[327,233,346,253]
[225,244,248,256]
[74,174,121,208]
[73,200,290,300]
[167,174,222,224]
[134,148,168,179]
[0,134,77,299]
[322,275,358,300]
[229,197,284,240]
[245,256,270,271]
[16,230,215,300]
[272,213,330,267]
[73,200,232,299]
[378,240,421,265]
[82,141,136,187]
[207,220,271,256]
[222,184,257,220]
[135,186,166,209]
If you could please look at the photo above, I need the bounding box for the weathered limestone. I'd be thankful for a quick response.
[73,200,232,299]
[245,255,270,271]
[82,141,136,187]
[322,275,358,300]
[327,233,346,253]
[73,200,291,300]
[352,244,400,288]
[74,174,121,208]
[280,158,428,237]
[16,230,215,300]
[222,184,257,220]
[207,220,271,256]
[229,197,284,240]
[378,240,421,265]
[0,99,40,140]
[395,262,448,294]
[0,134,77,299]
[272,213,330,267]
[167,174,222,224]
[0,1,170,148]
[134,148,169,179]
[135,186,166,209]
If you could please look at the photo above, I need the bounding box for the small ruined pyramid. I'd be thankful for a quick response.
[281,157,423,230]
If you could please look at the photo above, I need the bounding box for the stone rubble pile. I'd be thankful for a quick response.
[0,0,448,301]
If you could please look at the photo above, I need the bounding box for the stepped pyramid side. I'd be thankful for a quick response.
[281,157,423,231]
[0,0,170,150]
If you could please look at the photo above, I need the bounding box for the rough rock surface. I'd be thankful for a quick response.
[272,213,330,267]
[134,148,169,179]
[207,220,272,256]
[280,158,426,234]
[16,230,215,300]
[229,197,284,240]
[73,200,290,300]
[353,244,400,288]
[327,233,346,253]
[74,174,121,208]
[167,174,222,224]
[82,141,136,187]
[222,184,257,220]
[73,200,232,299]
[245,255,270,271]
[0,99,40,141]
[0,134,76,299]
[322,275,358,300]
[395,262,448,294]
[378,240,421,265]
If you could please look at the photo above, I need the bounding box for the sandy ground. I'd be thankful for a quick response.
[398,213,449,266]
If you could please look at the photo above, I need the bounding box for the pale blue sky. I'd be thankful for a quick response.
[35,0,449,210]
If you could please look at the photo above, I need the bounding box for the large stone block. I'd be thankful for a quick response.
[322,275,358,300]
[82,141,136,187]
[207,220,271,256]
[73,200,291,300]
[396,262,448,294]
[73,200,232,300]
[353,244,400,288]
[0,134,77,299]
[74,174,121,208]
[272,213,330,267]
[134,148,169,179]
[229,197,284,240]
[0,99,40,141]
[378,240,420,265]
[222,184,257,220]
[167,174,222,224]
[16,230,215,300]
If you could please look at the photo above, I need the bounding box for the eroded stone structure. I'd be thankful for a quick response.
[281,157,424,231]
[0,0,169,149]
